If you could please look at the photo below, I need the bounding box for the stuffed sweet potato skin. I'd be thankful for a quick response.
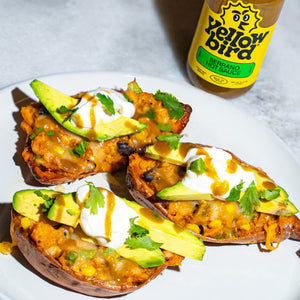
[10,209,183,297]
[20,90,192,185]
[126,151,300,247]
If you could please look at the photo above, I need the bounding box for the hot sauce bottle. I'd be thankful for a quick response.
[187,0,285,98]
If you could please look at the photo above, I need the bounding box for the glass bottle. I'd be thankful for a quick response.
[187,0,285,98]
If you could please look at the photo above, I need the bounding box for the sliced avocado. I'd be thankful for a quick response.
[116,245,165,268]
[255,199,298,216]
[157,181,214,201]
[123,198,205,261]
[12,189,80,226]
[13,189,60,222]
[30,79,147,141]
[127,80,143,94]
[145,141,195,166]
[47,193,80,227]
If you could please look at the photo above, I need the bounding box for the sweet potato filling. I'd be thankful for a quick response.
[20,90,191,184]
[128,153,284,243]
[14,214,182,287]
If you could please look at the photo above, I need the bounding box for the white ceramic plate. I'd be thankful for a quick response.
[0,72,299,300]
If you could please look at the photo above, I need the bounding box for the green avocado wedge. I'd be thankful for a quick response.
[30,79,147,141]
[123,199,206,261]
[12,189,81,226]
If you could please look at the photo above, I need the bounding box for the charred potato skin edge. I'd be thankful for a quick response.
[10,210,168,298]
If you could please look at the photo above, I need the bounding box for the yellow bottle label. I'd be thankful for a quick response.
[188,0,277,89]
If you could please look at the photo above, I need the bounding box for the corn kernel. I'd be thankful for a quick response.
[208,220,222,228]
[186,223,200,234]
[80,264,96,277]
[0,241,16,255]
[240,223,251,231]
[21,217,31,229]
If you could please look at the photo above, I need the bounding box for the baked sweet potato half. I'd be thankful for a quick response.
[126,141,300,250]
[10,185,189,297]
[20,80,192,185]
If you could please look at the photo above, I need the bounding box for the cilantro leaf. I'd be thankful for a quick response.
[84,182,105,215]
[123,93,133,103]
[239,181,260,215]
[260,189,280,201]
[154,90,184,120]
[226,181,244,202]
[58,105,78,123]
[66,251,78,264]
[46,130,56,136]
[157,122,171,131]
[30,127,44,140]
[69,140,89,157]
[34,190,56,213]
[125,217,163,251]
[126,235,163,251]
[146,109,156,120]
[189,158,207,175]
[128,217,149,237]
[97,93,115,115]
[157,134,183,150]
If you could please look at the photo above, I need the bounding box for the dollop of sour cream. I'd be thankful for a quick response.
[76,184,138,249]
[71,89,135,129]
[182,147,256,199]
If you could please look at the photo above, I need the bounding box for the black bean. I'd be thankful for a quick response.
[117,142,135,156]
[142,170,154,182]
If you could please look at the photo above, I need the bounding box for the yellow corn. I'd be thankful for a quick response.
[21,217,31,229]
[186,223,200,234]
[208,220,222,228]
[0,241,16,255]
[80,264,96,277]
[240,223,251,231]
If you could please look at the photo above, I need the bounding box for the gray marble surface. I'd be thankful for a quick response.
[1,0,299,161]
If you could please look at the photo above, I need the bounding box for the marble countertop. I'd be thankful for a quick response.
[0,0,299,161]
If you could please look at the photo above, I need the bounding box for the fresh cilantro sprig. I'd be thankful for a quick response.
[84,182,105,215]
[58,105,78,123]
[154,90,184,120]
[157,122,171,131]
[157,134,183,150]
[225,181,244,202]
[239,181,260,215]
[125,217,163,251]
[30,127,56,140]
[69,140,89,157]
[139,108,156,120]
[97,93,115,115]
[188,158,207,175]
[30,127,44,140]
[260,189,280,201]
[128,217,149,237]
[34,190,56,213]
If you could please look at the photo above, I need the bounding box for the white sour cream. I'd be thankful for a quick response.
[71,89,135,129]
[182,147,256,199]
[76,184,139,249]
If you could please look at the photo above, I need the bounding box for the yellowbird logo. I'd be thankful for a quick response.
[205,1,269,60]
[220,1,261,33]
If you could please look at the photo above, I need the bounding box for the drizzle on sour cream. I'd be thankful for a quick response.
[71,89,135,129]
[182,146,256,199]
